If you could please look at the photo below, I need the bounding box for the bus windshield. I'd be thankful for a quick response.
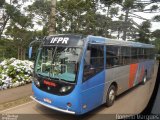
[35,46,82,83]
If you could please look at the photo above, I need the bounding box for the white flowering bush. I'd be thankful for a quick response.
[0,58,33,90]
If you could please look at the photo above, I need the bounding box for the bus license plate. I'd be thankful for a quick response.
[44,98,52,104]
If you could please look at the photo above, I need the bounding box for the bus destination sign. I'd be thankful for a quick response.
[50,37,69,44]
[43,34,84,47]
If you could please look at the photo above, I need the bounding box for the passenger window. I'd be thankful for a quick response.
[131,47,138,63]
[83,44,104,81]
[106,46,120,68]
[120,46,131,65]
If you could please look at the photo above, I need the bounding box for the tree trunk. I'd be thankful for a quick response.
[49,0,56,35]
[17,47,19,59]
[107,6,110,18]
[122,9,129,41]
[23,48,26,60]
[20,46,23,60]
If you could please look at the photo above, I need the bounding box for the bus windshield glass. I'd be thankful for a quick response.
[35,46,82,83]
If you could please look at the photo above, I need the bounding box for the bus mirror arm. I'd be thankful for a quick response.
[28,38,45,59]
[29,46,32,59]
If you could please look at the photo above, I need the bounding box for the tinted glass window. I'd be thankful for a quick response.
[106,46,121,68]
[131,47,138,63]
[83,44,104,81]
[121,47,131,65]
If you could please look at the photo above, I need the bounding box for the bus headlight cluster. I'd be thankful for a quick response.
[60,86,72,93]
[33,78,40,87]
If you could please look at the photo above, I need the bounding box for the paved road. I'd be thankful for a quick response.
[0,84,32,104]
[0,63,159,120]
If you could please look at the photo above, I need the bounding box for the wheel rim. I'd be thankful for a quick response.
[109,89,115,102]
[143,76,146,83]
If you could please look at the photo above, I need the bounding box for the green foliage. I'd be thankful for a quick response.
[27,0,51,24]
[153,15,160,22]
[0,39,17,60]
[0,0,160,61]
[56,0,97,34]
[140,21,151,33]
[0,58,33,90]
[5,3,32,28]
[0,0,35,60]
[152,30,160,53]
[135,3,144,11]
[99,0,122,6]
[0,0,5,7]
[136,21,151,43]
[123,0,135,10]
[152,29,160,38]
[150,5,159,12]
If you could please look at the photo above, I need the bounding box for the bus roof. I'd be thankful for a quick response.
[88,35,155,48]
[41,34,155,48]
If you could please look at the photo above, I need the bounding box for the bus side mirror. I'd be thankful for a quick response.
[29,46,32,59]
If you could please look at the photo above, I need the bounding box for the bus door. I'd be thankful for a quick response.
[80,44,105,113]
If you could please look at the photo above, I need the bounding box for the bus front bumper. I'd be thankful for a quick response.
[30,96,75,114]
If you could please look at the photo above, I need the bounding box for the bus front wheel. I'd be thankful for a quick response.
[105,85,116,107]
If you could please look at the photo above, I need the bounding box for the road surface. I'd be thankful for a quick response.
[0,63,159,120]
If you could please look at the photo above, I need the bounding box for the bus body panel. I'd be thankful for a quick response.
[103,60,155,98]
[111,65,130,95]
[78,36,106,114]
[144,60,155,79]
[32,83,82,114]
[80,71,105,114]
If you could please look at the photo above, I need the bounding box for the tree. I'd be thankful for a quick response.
[99,0,160,41]
[122,0,134,40]
[99,0,122,17]
[153,15,160,22]
[27,0,54,35]
[0,0,5,7]
[49,0,56,35]
[56,0,98,34]
[0,2,9,39]
[136,21,151,43]
[150,5,159,12]
[0,0,34,60]
[152,29,160,53]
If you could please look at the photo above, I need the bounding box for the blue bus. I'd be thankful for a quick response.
[30,34,155,115]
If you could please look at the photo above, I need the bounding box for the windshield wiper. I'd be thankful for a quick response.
[58,78,75,84]
[37,73,50,79]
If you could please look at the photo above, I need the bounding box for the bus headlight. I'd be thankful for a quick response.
[60,86,72,93]
[33,78,40,87]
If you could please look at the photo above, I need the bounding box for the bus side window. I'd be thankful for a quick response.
[83,44,104,81]
[131,47,138,63]
[121,46,131,65]
[106,46,120,68]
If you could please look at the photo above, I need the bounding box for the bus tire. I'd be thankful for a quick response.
[105,85,116,107]
[142,72,147,85]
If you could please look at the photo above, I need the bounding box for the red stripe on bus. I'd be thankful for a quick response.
[129,64,138,88]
